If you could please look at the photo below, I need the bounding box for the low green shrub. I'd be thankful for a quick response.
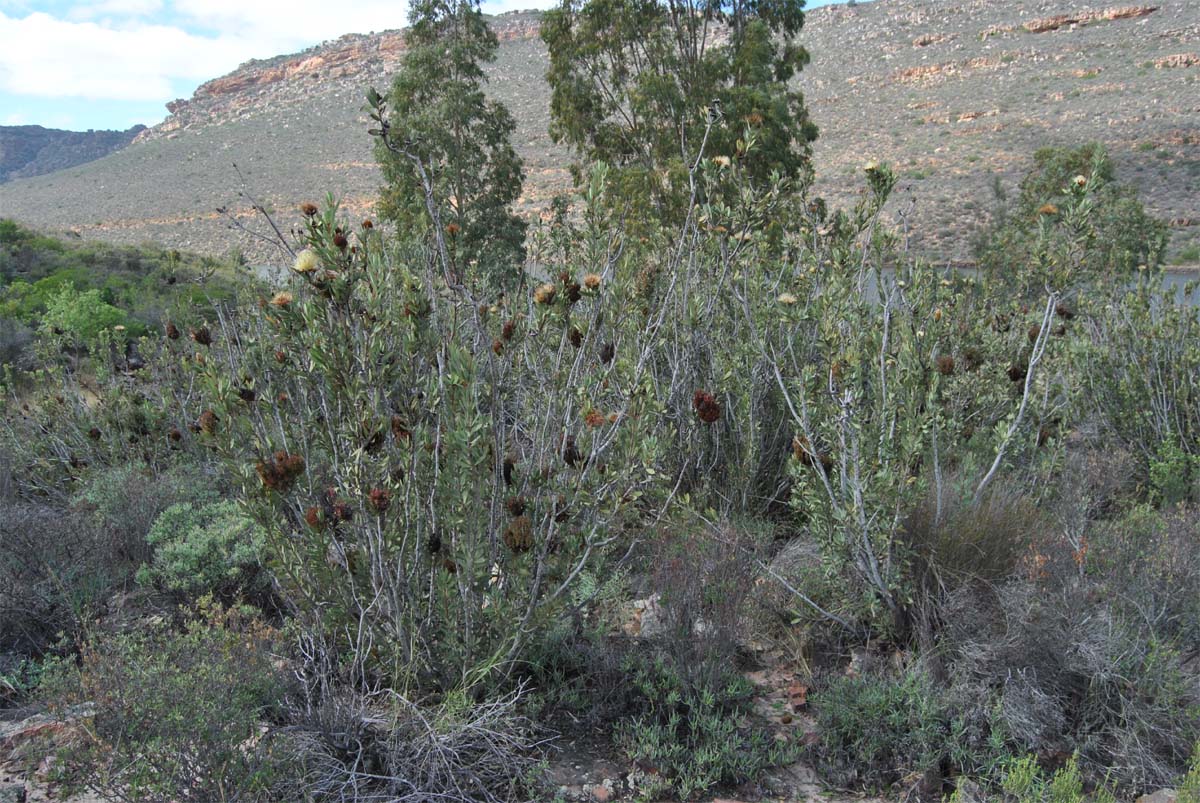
[136,500,268,604]
[41,603,292,803]
[616,650,795,800]
[812,668,1001,792]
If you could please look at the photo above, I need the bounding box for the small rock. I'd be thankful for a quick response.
[1137,791,1178,803]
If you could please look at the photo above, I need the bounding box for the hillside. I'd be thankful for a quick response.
[0,124,145,184]
[0,0,1196,265]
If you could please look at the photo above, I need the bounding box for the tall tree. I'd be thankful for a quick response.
[541,0,818,222]
[376,0,527,287]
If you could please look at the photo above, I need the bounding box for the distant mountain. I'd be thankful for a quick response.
[0,1,1196,265]
[0,124,145,183]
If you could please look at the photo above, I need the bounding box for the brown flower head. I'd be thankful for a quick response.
[168,427,182,442]
[304,506,322,528]
[503,455,516,486]
[1007,363,1028,384]
[165,322,180,340]
[501,319,516,341]
[446,222,461,237]
[256,450,306,491]
[599,342,615,364]
[190,326,212,347]
[391,415,411,441]
[562,435,583,467]
[564,281,582,305]
[1027,325,1041,343]
[300,202,319,217]
[333,231,349,249]
[1054,303,1075,320]
[582,273,602,291]
[692,390,721,424]
[270,291,293,308]
[503,515,533,554]
[506,495,527,517]
[198,409,219,435]
[935,354,956,376]
[238,386,257,404]
[368,487,391,514]
[274,349,287,364]
[533,283,556,305]
[585,409,606,428]
[492,338,503,356]
[568,327,583,348]
[362,219,373,229]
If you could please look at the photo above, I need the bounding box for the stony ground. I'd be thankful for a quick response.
[0,0,1197,268]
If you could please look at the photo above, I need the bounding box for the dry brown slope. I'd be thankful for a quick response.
[0,0,1196,265]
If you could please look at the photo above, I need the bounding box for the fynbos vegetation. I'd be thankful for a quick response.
[1,0,1198,801]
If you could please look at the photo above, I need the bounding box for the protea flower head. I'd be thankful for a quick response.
[293,250,320,274]
[693,390,720,424]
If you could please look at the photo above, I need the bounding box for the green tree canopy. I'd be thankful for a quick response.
[375,0,527,288]
[541,0,818,224]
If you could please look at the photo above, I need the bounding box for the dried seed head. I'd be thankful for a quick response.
[505,495,527,517]
[168,427,182,442]
[534,283,556,305]
[492,338,503,356]
[564,281,582,305]
[1027,325,1041,343]
[333,232,349,249]
[304,506,322,528]
[238,387,257,403]
[583,273,602,291]
[568,327,583,348]
[446,222,461,237]
[599,342,615,364]
[165,321,180,340]
[501,319,516,341]
[190,326,212,347]
[270,291,294,308]
[585,409,606,428]
[362,219,373,229]
[301,202,319,217]
[935,354,956,376]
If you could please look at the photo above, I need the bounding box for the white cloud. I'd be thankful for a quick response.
[0,11,252,100]
[0,0,553,110]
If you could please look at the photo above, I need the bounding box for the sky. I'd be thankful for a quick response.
[0,0,852,132]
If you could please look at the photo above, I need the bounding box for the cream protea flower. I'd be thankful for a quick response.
[293,249,319,274]
[777,292,798,306]
[712,156,731,168]
[1072,174,1088,188]
[533,282,556,305]
[863,160,880,173]
[270,291,294,307]
[582,273,602,291]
